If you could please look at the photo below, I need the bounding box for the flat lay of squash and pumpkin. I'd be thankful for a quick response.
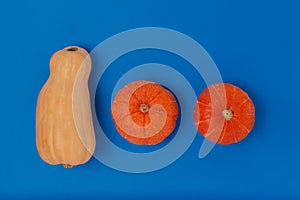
[36,46,255,168]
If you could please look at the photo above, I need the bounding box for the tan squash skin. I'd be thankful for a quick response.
[36,46,95,168]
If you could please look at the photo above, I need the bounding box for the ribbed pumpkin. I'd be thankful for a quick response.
[36,46,96,168]
[111,80,178,145]
[194,83,255,145]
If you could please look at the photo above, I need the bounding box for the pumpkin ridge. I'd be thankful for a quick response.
[43,80,60,164]
[71,50,95,162]
[36,83,55,164]
[148,90,163,105]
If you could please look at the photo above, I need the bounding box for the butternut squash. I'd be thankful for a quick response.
[36,46,95,168]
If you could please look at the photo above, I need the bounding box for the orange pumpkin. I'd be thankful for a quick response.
[111,80,179,145]
[36,46,96,168]
[194,83,255,145]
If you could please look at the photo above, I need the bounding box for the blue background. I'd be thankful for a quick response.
[1,0,299,199]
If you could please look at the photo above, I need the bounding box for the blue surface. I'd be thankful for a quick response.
[0,0,300,199]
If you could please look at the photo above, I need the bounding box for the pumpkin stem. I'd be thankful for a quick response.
[222,109,233,120]
[63,164,73,168]
[140,104,149,113]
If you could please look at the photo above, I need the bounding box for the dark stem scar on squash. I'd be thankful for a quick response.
[66,47,78,51]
